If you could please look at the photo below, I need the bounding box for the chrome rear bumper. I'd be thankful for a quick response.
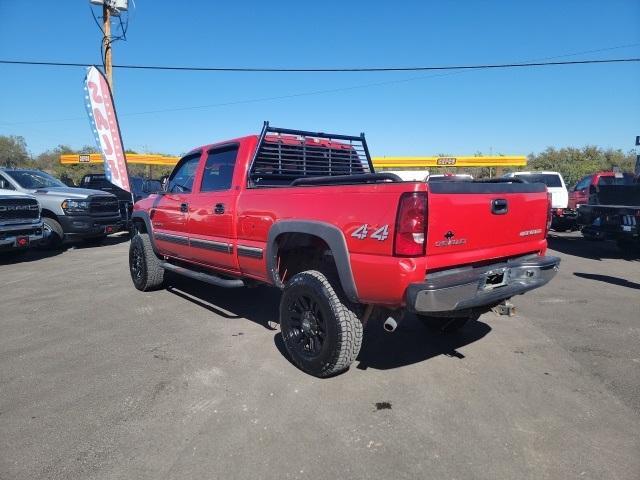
[406,255,560,313]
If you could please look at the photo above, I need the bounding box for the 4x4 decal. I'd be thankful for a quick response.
[351,224,389,241]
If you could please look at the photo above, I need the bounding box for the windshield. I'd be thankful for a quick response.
[516,173,562,187]
[598,174,635,186]
[6,170,66,189]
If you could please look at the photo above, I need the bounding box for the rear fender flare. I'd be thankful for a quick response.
[266,220,359,303]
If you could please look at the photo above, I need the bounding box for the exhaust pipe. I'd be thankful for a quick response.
[383,317,398,333]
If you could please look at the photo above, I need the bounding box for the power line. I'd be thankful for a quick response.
[0,57,639,72]
[2,43,639,127]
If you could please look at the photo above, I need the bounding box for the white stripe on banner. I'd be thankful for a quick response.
[84,66,131,192]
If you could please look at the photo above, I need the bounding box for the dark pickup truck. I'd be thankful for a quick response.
[578,179,640,252]
[79,174,162,228]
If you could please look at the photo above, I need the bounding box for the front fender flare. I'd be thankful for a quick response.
[131,211,159,254]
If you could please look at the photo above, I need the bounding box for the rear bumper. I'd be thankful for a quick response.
[406,255,560,313]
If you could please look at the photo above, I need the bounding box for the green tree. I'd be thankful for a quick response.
[528,146,635,187]
[0,135,31,168]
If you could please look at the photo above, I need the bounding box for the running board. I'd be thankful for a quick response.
[161,262,245,288]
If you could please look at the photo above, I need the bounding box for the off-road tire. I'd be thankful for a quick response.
[279,270,363,378]
[129,233,164,291]
[417,314,470,334]
[40,217,64,249]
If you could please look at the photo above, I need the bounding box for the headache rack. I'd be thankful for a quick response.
[248,122,377,188]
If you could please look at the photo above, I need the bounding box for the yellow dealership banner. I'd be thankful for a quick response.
[372,156,527,168]
[60,153,181,167]
[61,153,526,169]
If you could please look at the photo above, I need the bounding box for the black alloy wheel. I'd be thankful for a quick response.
[279,270,362,377]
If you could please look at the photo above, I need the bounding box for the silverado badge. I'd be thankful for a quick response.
[435,230,467,247]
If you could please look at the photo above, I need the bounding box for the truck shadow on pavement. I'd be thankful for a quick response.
[573,272,640,290]
[275,316,492,372]
[164,273,493,372]
[547,233,639,261]
[165,273,280,325]
[354,316,491,371]
[0,233,130,266]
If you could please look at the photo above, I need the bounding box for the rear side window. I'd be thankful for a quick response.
[517,173,562,187]
[167,154,200,193]
[200,145,238,192]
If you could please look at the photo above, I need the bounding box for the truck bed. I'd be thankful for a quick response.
[236,179,549,305]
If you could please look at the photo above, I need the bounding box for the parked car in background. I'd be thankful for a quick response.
[79,174,162,228]
[0,189,44,255]
[128,123,559,377]
[504,171,571,230]
[577,175,640,251]
[383,170,430,182]
[0,169,122,248]
[568,171,636,211]
[426,173,474,182]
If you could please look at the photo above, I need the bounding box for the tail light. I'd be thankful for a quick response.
[394,192,427,256]
[545,193,552,237]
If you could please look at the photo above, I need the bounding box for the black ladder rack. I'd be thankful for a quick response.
[248,122,375,188]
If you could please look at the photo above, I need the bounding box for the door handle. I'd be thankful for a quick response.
[180,203,188,213]
[491,198,508,215]
[214,203,225,215]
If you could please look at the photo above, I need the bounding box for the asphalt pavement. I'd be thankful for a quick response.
[1,232,638,480]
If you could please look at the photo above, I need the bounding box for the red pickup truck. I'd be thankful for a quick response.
[568,171,637,211]
[129,124,559,377]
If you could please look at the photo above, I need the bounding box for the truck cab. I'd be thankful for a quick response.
[569,171,636,210]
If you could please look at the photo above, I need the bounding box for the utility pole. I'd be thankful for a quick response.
[102,2,113,92]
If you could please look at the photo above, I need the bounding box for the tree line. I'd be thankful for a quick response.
[0,135,174,185]
[1,134,637,188]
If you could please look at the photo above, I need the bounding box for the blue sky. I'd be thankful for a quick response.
[1,0,639,157]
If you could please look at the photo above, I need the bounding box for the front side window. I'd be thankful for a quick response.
[200,146,238,192]
[167,154,201,193]
[0,173,16,190]
[574,176,591,191]
[5,170,66,189]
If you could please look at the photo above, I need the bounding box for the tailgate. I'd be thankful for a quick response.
[426,181,548,268]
